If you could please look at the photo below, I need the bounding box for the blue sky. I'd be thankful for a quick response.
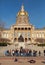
[0,0,45,28]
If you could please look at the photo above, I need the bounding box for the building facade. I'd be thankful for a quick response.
[0,5,45,49]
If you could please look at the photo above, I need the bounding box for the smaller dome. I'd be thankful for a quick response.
[17,5,28,16]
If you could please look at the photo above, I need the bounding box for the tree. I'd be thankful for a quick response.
[0,38,10,43]
[0,20,5,38]
[42,27,45,29]
[0,20,5,31]
[35,38,45,43]
[0,38,11,46]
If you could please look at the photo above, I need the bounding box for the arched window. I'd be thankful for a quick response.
[28,28,31,30]
[14,38,17,42]
[28,38,31,40]
[14,28,17,30]
[25,38,27,42]
[21,28,24,30]
[25,28,27,30]
[18,28,20,30]
[18,35,24,42]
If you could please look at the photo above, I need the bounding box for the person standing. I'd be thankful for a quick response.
[44,50,45,56]
[39,51,41,56]
[12,50,15,56]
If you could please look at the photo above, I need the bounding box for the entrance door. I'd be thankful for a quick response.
[18,35,25,48]
[18,35,24,42]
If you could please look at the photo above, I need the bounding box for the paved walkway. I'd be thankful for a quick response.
[0,57,45,65]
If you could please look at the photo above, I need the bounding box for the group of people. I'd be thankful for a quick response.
[5,47,45,57]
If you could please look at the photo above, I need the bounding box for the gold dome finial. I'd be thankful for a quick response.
[17,4,28,16]
[21,4,24,11]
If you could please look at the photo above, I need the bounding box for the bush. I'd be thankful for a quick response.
[37,44,45,47]
[0,43,7,46]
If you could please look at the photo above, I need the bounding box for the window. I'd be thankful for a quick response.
[6,33,8,38]
[25,28,27,30]
[18,28,20,30]
[14,38,17,42]
[36,34,38,38]
[3,33,8,38]
[27,32,30,38]
[39,34,41,38]
[21,28,24,30]
[22,33,25,37]
[41,34,44,38]
[32,34,34,38]
[14,28,17,30]
[28,38,31,40]
[25,38,27,42]
[28,28,31,30]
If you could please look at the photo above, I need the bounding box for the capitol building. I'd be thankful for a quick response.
[0,5,45,49]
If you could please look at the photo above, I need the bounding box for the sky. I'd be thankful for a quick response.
[0,0,45,28]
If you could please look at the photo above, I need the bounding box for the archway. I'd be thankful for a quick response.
[18,35,24,42]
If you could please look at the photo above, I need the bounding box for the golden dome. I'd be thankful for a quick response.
[17,5,28,16]
[17,11,28,16]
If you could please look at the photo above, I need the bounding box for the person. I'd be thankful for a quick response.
[20,47,23,56]
[39,51,41,56]
[14,58,18,62]
[15,49,18,56]
[12,50,15,56]
[33,50,37,57]
[5,50,10,56]
[9,49,11,56]
[33,50,35,56]
[29,50,32,56]
[44,50,45,56]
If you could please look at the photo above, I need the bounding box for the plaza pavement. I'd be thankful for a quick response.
[0,56,45,65]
